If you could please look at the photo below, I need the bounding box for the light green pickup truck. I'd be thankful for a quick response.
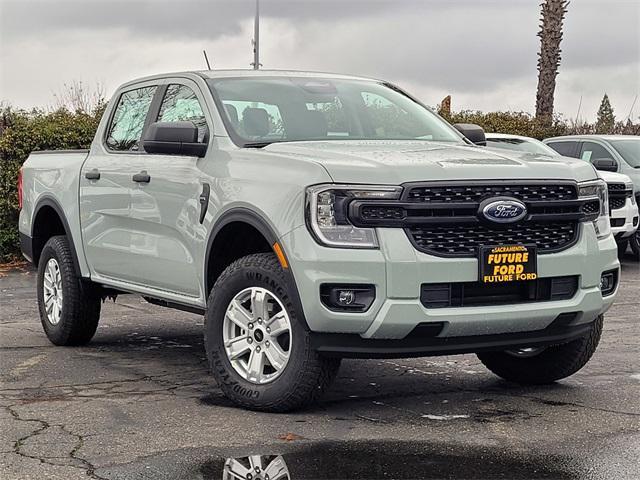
[18,70,619,411]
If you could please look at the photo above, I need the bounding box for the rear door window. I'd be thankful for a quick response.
[157,84,209,143]
[546,141,579,158]
[106,86,157,151]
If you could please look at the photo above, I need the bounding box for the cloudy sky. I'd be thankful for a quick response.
[1,0,638,121]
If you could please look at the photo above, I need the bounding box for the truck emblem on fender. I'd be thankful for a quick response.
[481,198,528,223]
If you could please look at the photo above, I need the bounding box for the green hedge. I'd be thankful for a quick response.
[0,106,105,262]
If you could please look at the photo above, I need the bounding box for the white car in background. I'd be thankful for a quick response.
[485,133,639,256]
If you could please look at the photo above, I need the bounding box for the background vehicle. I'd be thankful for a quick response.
[18,70,620,411]
[544,135,640,256]
[487,133,639,255]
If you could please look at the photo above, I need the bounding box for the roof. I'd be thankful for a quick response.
[544,135,639,142]
[484,133,533,140]
[118,69,381,89]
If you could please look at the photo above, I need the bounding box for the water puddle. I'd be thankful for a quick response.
[96,439,607,479]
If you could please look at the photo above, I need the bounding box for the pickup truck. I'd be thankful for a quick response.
[544,135,640,257]
[485,133,639,256]
[18,70,620,411]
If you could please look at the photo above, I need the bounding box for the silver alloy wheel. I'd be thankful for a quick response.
[43,258,63,325]
[223,287,292,384]
[223,455,290,480]
[505,347,547,358]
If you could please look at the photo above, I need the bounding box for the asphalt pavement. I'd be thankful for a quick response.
[1,255,639,479]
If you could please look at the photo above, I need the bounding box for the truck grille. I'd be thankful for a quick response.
[408,222,578,256]
[407,183,577,203]
[348,181,592,258]
[607,183,632,212]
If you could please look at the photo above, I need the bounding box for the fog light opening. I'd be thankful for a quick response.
[320,284,376,312]
[599,270,618,297]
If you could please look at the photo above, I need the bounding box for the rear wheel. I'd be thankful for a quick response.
[477,315,603,384]
[205,253,340,412]
[37,236,101,345]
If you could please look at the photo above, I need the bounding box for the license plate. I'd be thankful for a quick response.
[479,245,537,283]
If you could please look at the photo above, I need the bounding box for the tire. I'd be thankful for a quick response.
[617,239,628,258]
[629,230,640,259]
[477,315,604,385]
[205,253,340,412]
[37,236,101,346]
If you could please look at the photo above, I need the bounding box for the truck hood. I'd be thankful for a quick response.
[597,170,633,185]
[264,140,599,184]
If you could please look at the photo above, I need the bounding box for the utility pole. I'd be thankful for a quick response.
[251,0,261,69]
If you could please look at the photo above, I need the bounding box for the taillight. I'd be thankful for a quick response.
[17,168,23,210]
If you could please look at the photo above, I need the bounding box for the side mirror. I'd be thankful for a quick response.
[453,123,486,146]
[592,157,618,172]
[143,121,207,157]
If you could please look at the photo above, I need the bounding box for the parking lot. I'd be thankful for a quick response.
[0,256,638,479]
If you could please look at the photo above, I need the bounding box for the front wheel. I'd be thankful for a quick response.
[629,229,640,260]
[477,315,603,384]
[204,253,340,412]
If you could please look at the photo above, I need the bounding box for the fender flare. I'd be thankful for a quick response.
[31,196,82,276]
[204,208,280,293]
[204,207,310,330]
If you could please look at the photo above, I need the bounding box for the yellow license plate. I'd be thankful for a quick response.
[480,245,537,283]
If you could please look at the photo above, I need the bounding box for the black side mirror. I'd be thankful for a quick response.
[592,158,618,172]
[453,123,486,146]
[143,121,207,157]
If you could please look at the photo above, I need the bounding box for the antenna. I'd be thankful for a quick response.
[203,50,211,70]
[251,0,261,69]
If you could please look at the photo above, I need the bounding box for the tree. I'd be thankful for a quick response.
[52,80,106,113]
[596,94,615,134]
[535,0,569,125]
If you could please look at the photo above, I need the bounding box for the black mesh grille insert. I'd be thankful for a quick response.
[421,276,579,308]
[408,222,578,256]
[608,183,626,192]
[407,184,577,203]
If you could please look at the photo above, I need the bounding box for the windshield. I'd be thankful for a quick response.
[610,138,640,168]
[485,137,558,156]
[207,77,464,147]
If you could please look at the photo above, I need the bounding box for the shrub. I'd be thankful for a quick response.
[0,105,106,262]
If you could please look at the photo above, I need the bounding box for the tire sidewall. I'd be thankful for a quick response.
[205,258,311,406]
[37,241,69,342]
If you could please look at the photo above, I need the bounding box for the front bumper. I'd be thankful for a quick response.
[311,315,595,358]
[610,200,639,240]
[281,222,619,341]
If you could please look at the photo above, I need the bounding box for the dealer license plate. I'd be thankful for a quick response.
[479,245,537,283]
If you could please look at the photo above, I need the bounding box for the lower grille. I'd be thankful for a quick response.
[407,222,578,257]
[610,218,625,228]
[421,276,579,308]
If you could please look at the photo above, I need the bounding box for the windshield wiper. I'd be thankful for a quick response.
[243,141,273,148]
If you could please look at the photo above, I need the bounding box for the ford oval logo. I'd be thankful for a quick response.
[481,199,528,223]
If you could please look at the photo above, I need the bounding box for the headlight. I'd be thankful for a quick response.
[306,184,402,248]
[627,183,636,205]
[578,179,610,239]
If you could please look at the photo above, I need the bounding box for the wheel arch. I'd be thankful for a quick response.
[205,208,280,295]
[31,196,81,276]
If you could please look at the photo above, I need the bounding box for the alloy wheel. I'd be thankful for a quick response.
[43,258,63,325]
[222,287,292,384]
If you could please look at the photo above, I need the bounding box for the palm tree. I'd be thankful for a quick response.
[535,0,570,124]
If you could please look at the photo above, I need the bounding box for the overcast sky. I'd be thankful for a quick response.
[1,0,638,121]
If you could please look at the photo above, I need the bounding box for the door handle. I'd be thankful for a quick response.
[132,171,151,183]
[85,169,101,180]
